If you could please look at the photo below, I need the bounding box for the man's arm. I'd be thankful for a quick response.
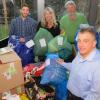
[9,19,15,37]
[57,59,72,71]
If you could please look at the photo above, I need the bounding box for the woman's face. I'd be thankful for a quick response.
[44,11,53,22]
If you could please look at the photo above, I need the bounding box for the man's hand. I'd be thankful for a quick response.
[19,37,25,43]
[56,59,64,64]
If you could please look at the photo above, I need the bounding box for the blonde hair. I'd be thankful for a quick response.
[41,7,57,27]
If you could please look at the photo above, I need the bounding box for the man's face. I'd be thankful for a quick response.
[20,6,29,18]
[66,4,76,14]
[77,32,96,58]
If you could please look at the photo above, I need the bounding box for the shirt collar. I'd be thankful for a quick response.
[19,16,29,21]
[78,48,97,63]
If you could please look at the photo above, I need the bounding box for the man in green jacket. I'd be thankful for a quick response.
[60,0,88,44]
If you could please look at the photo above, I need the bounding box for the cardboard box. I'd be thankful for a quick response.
[0,47,24,93]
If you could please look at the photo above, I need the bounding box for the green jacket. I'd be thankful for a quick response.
[60,12,88,44]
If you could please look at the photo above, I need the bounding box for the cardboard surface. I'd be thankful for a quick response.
[0,51,20,64]
[0,84,25,99]
[0,48,24,93]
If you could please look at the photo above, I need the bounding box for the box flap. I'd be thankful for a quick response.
[0,46,13,55]
[0,51,21,64]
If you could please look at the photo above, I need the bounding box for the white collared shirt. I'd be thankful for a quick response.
[61,48,100,100]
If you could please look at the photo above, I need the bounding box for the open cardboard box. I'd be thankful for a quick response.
[0,47,24,93]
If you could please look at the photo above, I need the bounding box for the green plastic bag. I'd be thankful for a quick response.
[33,28,53,56]
[48,34,73,60]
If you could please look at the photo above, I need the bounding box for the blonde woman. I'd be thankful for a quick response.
[36,7,60,37]
[36,7,68,100]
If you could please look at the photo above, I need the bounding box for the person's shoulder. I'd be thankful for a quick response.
[28,17,33,20]
[11,16,19,23]
[93,50,100,71]
[93,49,100,63]
[28,17,37,24]
[76,12,85,17]
[96,49,100,58]
[28,17,35,21]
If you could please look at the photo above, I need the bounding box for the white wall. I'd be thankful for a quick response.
[37,0,45,21]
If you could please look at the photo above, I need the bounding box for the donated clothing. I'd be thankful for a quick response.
[41,53,68,100]
[33,28,53,56]
[14,43,34,67]
[9,16,37,42]
[61,48,100,100]
[36,21,60,61]
[60,12,87,44]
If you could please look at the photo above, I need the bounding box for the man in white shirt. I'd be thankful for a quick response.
[57,26,100,100]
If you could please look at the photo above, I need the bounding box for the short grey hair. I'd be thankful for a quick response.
[79,25,96,40]
[79,24,90,29]
[64,0,76,8]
